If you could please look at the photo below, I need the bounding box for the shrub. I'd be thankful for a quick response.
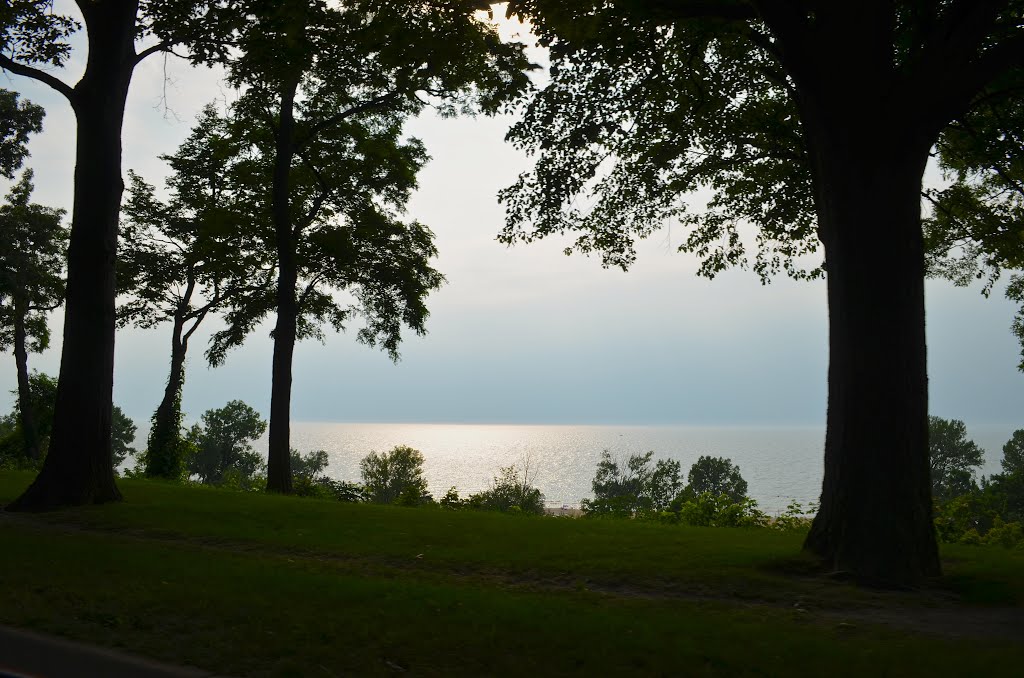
[360,445,429,505]
[672,492,768,528]
[319,479,368,503]
[468,464,544,515]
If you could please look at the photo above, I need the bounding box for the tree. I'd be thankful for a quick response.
[0,372,135,469]
[185,400,267,485]
[0,371,56,465]
[118,105,273,479]
[503,1,1024,585]
[0,88,43,176]
[1003,430,1024,475]
[110,406,137,469]
[0,170,67,461]
[359,445,429,505]
[205,0,530,493]
[582,450,682,517]
[928,416,984,502]
[684,456,749,504]
[1,0,237,510]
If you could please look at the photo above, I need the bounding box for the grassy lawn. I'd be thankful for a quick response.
[1,471,1021,676]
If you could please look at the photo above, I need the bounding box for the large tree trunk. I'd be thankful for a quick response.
[146,315,187,478]
[6,1,137,511]
[12,301,40,462]
[802,114,940,586]
[266,79,300,494]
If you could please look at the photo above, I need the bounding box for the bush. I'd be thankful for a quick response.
[468,464,544,515]
[360,445,430,505]
[671,492,767,528]
[319,479,368,503]
[582,450,682,517]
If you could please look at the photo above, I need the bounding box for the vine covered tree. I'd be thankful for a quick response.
[502,1,1024,585]
[0,170,67,462]
[118,105,272,479]
[1,0,237,510]
[205,0,531,493]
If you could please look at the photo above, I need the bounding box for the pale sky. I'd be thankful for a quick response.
[1,5,1022,437]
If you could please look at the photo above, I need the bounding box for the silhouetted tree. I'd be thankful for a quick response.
[205,0,531,493]
[503,0,1024,585]
[0,170,67,461]
[1,0,237,510]
[118,105,273,479]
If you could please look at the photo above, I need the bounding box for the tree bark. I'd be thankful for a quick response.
[801,105,940,586]
[266,78,301,494]
[12,300,40,462]
[146,314,187,478]
[6,1,137,511]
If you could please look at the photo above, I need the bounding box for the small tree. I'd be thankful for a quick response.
[583,450,682,517]
[185,400,267,485]
[359,445,429,505]
[685,456,749,504]
[0,170,67,461]
[1002,430,1024,476]
[928,416,985,502]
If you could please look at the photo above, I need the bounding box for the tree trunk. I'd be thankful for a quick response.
[12,300,40,462]
[802,118,940,586]
[6,1,137,511]
[146,315,187,478]
[266,78,301,494]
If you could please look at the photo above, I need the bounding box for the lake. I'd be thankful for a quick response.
[279,422,1018,514]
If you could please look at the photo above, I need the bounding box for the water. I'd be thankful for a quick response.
[280,422,1020,514]
[127,421,1016,513]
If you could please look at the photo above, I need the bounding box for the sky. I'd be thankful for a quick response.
[1,6,1022,434]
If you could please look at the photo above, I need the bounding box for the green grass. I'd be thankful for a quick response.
[1,471,1022,677]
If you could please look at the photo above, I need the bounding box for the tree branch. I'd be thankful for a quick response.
[0,54,75,102]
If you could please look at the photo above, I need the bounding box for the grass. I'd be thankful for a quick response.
[1,470,1022,676]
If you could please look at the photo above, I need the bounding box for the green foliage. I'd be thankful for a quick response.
[440,486,462,509]
[359,445,429,505]
[1002,430,1024,475]
[672,492,768,529]
[317,479,367,503]
[185,400,267,486]
[928,416,985,501]
[499,3,818,280]
[582,450,682,517]
[923,95,1024,369]
[0,89,43,178]
[201,0,532,369]
[110,406,138,470]
[467,464,544,515]
[770,501,818,532]
[684,456,748,504]
[0,169,67,355]
[0,373,136,471]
